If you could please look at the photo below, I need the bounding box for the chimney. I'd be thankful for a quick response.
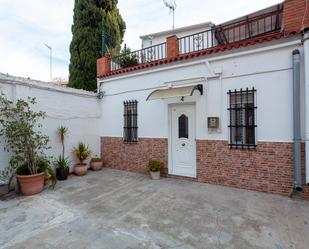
[97,52,110,78]
[283,0,309,34]
[166,35,179,59]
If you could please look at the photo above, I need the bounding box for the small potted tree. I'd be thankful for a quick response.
[0,95,56,195]
[148,160,164,180]
[90,155,103,171]
[55,126,70,180]
[72,142,91,176]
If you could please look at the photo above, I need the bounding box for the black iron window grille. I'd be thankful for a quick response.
[123,100,138,143]
[228,88,257,149]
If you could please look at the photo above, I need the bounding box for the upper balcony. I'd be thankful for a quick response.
[98,4,284,77]
[178,7,283,54]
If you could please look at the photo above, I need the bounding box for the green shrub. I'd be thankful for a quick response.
[73,142,91,164]
[55,155,70,170]
[118,47,139,68]
[0,94,53,181]
[91,155,102,162]
[0,163,15,185]
[38,157,57,188]
[148,160,164,172]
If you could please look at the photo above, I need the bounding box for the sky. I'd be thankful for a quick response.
[0,0,282,82]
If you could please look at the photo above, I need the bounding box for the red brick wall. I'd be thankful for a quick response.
[197,140,291,195]
[101,137,168,174]
[97,53,110,77]
[101,136,309,197]
[283,0,309,34]
[301,143,309,198]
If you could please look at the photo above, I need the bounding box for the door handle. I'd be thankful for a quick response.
[182,143,185,147]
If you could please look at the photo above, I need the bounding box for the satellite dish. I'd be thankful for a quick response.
[163,0,177,29]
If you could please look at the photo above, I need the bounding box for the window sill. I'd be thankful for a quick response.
[229,144,257,149]
[123,141,138,144]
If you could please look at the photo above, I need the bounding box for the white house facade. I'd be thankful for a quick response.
[98,0,309,197]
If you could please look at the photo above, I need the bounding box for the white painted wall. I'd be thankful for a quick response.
[99,40,303,143]
[0,74,101,175]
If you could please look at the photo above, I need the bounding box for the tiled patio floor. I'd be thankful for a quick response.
[1,168,309,249]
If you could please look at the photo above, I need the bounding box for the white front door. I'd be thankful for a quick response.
[170,104,196,177]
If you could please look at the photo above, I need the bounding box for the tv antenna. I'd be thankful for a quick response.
[163,0,177,29]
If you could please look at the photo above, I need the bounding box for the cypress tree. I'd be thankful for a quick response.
[68,0,125,91]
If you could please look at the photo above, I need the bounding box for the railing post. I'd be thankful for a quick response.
[166,35,179,59]
[97,52,110,77]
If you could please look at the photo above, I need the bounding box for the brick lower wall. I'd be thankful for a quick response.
[301,143,309,199]
[101,137,168,174]
[101,136,309,198]
[196,140,306,197]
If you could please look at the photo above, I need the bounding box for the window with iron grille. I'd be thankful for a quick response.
[228,88,257,149]
[123,100,138,143]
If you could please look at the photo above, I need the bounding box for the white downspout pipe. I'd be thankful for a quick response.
[293,50,302,191]
[304,30,309,186]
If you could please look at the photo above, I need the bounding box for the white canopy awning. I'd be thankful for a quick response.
[146,84,203,101]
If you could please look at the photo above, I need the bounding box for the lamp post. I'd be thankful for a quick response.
[44,43,52,82]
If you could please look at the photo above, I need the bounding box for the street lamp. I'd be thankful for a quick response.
[44,43,52,82]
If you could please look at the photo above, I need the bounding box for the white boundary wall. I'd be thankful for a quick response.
[0,74,101,173]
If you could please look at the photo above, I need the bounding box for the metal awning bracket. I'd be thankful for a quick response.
[191,84,203,96]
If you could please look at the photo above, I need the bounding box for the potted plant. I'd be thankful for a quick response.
[37,157,56,187]
[148,160,164,180]
[0,165,14,196]
[55,155,70,180]
[55,126,70,180]
[0,183,9,196]
[90,155,103,171]
[0,95,56,195]
[72,142,91,176]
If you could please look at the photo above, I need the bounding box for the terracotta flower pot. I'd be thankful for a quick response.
[74,163,88,176]
[150,171,160,180]
[0,184,9,196]
[44,174,52,185]
[90,160,103,171]
[16,173,45,196]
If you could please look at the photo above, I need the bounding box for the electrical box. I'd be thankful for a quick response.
[208,117,219,129]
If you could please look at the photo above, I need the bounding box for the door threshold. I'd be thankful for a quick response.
[166,173,197,181]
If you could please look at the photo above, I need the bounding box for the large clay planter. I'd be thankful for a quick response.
[16,173,45,196]
[90,160,103,171]
[150,171,160,180]
[74,163,87,176]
